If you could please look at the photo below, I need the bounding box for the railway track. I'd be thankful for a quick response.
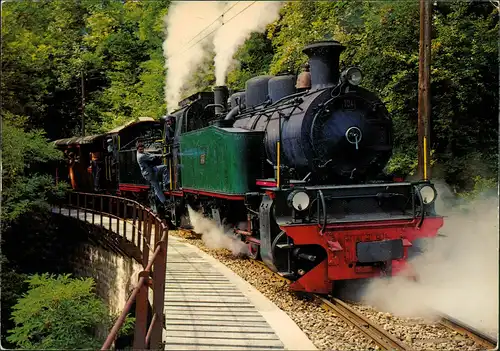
[252,260,413,351]
[251,259,497,351]
[439,314,497,350]
[315,296,413,351]
[176,228,497,351]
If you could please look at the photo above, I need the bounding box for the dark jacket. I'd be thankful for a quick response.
[136,151,160,181]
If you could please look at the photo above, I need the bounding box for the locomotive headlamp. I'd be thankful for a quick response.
[341,67,362,86]
[418,184,437,205]
[288,191,311,212]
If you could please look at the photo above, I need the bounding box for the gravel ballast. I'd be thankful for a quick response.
[169,229,487,351]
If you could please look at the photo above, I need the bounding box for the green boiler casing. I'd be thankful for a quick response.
[179,126,264,195]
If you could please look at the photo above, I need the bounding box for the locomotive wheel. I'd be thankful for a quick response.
[247,242,260,260]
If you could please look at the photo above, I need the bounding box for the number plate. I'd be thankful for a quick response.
[342,98,356,110]
[356,239,404,263]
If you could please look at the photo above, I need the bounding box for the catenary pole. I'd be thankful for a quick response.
[417,0,432,180]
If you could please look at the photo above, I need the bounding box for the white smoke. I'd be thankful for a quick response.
[187,206,249,256]
[163,1,224,112]
[212,1,282,85]
[360,182,499,337]
[163,1,283,110]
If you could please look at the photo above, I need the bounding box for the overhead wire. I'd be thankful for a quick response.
[182,1,241,48]
[171,1,257,58]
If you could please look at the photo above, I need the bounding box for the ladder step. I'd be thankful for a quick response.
[276,243,294,249]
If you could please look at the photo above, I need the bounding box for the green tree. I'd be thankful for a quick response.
[1,116,68,223]
[1,0,170,136]
[0,116,69,346]
[0,256,29,349]
[7,274,110,349]
[1,0,97,139]
[430,1,498,188]
[84,0,170,131]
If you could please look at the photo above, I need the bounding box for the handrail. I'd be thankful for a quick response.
[55,191,169,350]
[317,190,327,234]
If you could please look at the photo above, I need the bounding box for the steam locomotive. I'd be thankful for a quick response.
[54,40,443,294]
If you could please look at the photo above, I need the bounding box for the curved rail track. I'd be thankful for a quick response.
[316,296,413,351]
[259,258,498,351]
[250,259,413,351]
[179,227,497,351]
[439,314,497,350]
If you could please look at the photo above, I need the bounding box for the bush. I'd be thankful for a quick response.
[1,175,69,223]
[0,255,29,348]
[7,274,110,349]
[1,117,68,224]
[459,176,498,200]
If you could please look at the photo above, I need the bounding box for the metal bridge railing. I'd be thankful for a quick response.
[55,191,169,350]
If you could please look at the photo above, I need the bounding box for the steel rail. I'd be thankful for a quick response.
[316,297,412,351]
[101,275,147,349]
[253,259,497,350]
[439,314,497,350]
[251,260,411,351]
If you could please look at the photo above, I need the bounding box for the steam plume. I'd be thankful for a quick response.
[187,206,249,256]
[163,1,283,110]
[163,1,224,111]
[361,182,499,337]
[213,1,282,85]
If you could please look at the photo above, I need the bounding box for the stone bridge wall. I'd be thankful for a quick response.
[56,214,144,317]
[71,241,143,316]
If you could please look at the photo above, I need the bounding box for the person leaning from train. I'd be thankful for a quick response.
[136,140,169,204]
[165,115,175,142]
[67,151,77,189]
[89,151,103,192]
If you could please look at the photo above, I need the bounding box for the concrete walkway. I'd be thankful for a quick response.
[164,236,317,350]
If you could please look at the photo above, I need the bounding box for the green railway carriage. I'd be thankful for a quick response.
[179,126,265,195]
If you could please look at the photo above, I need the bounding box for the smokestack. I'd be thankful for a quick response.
[213,86,229,115]
[302,40,345,90]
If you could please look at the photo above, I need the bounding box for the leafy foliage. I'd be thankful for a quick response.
[2,0,170,137]
[459,175,499,200]
[1,118,68,223]
[2,117,60,181]
[0,255,29,349]
[7,274,109,349]
[82,0,170,131]
[1,1,90,138]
